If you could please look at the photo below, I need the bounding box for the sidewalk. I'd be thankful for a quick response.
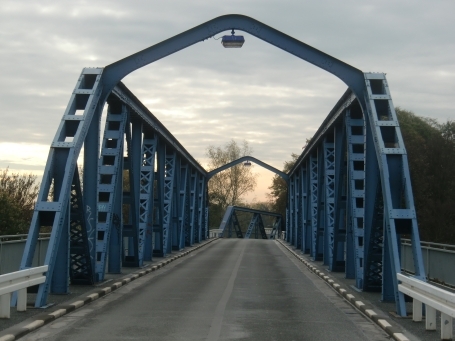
[279,240,454,341]
[0,238,218,339]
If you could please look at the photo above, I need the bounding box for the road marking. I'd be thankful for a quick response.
[206,242,246,341]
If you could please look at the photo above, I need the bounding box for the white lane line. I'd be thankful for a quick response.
[205,242,247,341]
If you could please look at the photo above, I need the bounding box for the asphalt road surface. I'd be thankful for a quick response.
[23,239,389,341]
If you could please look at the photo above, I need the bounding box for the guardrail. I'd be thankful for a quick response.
[0,265,48,318]
[397,273,455,340]
[0,234,50,275]
[209,228,273,238]
[401,238,455,288]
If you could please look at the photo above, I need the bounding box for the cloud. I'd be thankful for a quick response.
[1,0,454,201]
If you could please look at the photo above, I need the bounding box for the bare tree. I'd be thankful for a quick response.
[206,140,257,226]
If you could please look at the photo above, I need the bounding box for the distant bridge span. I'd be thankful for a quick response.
[17,14,425,316]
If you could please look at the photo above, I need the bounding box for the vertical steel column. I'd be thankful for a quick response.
[139,134,157,262]
[153,140,165,257]
[192,170,200,243]
[203,182,209,240]
[323,136,335,267]
[171,156,181,250]
[345,108,366,287]
[310,153,321,260]
[363,73,425,316]
[95,103,127,280]
[17,69,103,307]
[122,119,142,267]
[187,168,197,246]
[294,171,301,249]
[162,146,176,255]
[51,162,69,294]
[196,174,206,243]
[331,122,347,272]
[69,167,94,284]
[245,214,259,239]
[301,162,310,253]
[288,176,295,245]
[177,163,189,249]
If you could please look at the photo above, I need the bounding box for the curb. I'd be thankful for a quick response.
[277,239,411,341]
[0,238,218,341]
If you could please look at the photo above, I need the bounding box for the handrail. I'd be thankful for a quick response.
[0,234,51,243]
[401,238,455,252]
[0,265,48,318]
[397,273,455,339]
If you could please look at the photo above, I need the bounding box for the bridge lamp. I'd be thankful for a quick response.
[243,160,252,167]
[221,29,245,48]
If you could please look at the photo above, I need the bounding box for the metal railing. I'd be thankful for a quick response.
[401,239,455,288]
[397,273,455,340]
[0,234,50,275]
[0,265,48,318]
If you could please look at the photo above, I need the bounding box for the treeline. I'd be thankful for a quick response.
[0,168,39,235]
[397,108,455,243]
[268,108,455,244]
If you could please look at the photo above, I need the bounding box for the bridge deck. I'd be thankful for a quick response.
[21,239,388,341]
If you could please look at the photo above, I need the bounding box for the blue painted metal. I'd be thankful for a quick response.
[301,162,311,253]
[177,163,189,250]
[153,139,165,257]
[16,15,426,316]
[95,102,128,280]
[345,108,366,286]
[196,174,206,243]
[100,15,365,107]
[363,73,425,314]
[323,138,335,266]
[18,68,104,307]
[207,156,288,183]
[269,216,282,239]
[162,147,176,256]
[331,122,347,272]
[122,118,141,267]
[139,134,157,261]
[293,171,300,248]
[218,206,282,239]
[244,214,259,239]
[69,166,94,284]
[187,168,198,246]
[288,176,295,245]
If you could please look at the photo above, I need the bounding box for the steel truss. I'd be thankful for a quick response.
[218,206,282,240]
[18,73,207,306]
[288,76,426,315]
[16,15,425,315]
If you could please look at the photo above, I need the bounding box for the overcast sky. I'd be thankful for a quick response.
[1,1,454,202]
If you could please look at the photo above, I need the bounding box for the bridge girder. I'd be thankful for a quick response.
[15,15,425,317]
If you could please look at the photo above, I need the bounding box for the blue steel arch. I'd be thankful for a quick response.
[100,14,365,103]
[15,14,425,316]
[207,156,289,183]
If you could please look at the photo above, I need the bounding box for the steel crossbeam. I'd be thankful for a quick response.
[218,206,282,240]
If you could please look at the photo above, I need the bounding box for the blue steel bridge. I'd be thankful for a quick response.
[17,14,425,318]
